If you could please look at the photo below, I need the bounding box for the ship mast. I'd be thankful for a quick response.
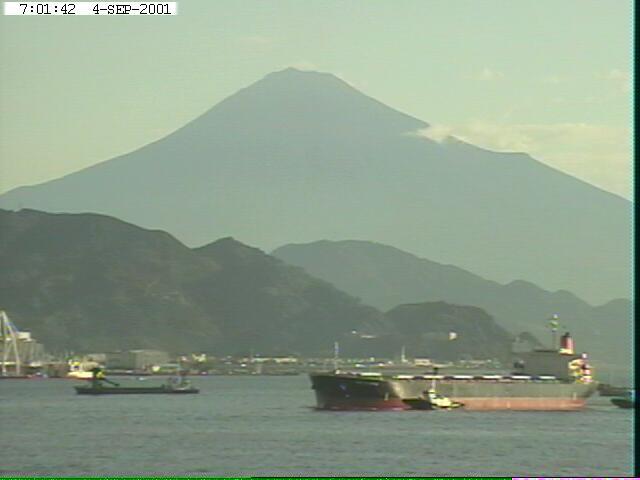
[0,310,22,377]
[548,314,560,350]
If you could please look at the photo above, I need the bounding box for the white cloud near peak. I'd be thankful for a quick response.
[415,122,631,198]
[477,67,505,81]
[414,125,453,143]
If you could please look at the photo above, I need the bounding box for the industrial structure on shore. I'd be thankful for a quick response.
[0,310,48,377]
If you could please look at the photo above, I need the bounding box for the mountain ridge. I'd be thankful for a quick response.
[0,68,630,303]
[272,239,631,370]
[0,208,522,360]
[0,209,379,355]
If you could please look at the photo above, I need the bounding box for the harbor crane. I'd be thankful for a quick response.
[1,310,22,376]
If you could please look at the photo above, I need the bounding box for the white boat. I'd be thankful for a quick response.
[66,359,101,379]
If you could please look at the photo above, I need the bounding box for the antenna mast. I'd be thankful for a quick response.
[548,314,560,351]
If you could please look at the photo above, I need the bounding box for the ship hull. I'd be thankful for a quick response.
[442,397,584,411]
[74,385,199,395]
[597,383,629,397]
[310,373,596,411]
[314,392,408,411]
[311,372,407,410]
[610,397,634,409]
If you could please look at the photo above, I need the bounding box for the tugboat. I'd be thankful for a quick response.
[610,390,634,409]
[74,367,199,395]
[402,388,464,410]
[597,383,629,397]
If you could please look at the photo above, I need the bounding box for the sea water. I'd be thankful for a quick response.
[0,375,633,477]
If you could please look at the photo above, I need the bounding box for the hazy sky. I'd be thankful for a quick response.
[0,0,632,197]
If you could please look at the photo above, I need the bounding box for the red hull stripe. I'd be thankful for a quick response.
[452,397,586,411]
[315,394,586,411]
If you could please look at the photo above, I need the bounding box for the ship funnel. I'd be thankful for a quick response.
[559,332,574,354]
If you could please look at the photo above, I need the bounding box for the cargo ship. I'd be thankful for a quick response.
[310,332,597,411]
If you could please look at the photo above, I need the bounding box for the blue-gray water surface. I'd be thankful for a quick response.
[0,375,634,477]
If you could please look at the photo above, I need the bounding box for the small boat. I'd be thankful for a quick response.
[598,383,629,397]
[610,391,634,409]
[66,358,105,379]
[403,389,464,410]
[74,374,199,395]
[75,383,199,395]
